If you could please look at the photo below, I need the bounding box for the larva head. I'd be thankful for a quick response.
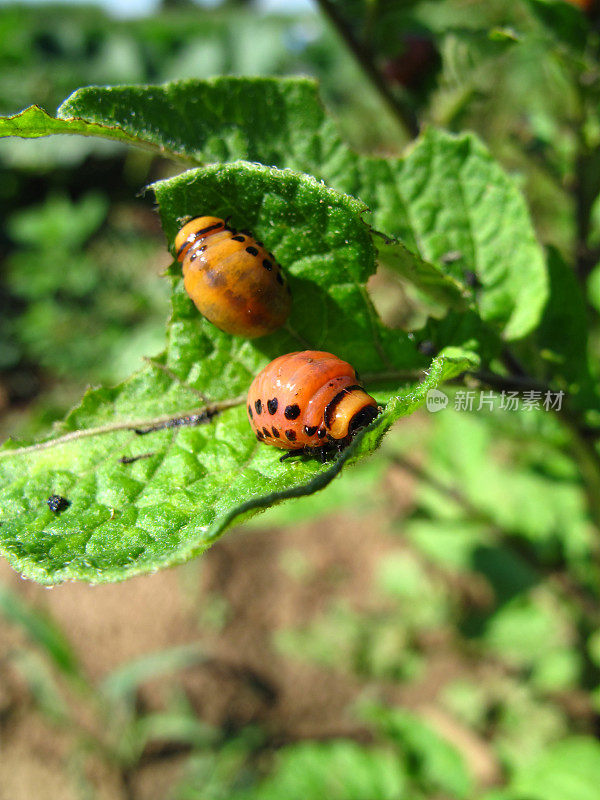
[325,388,379,442]
[175,216,226,261]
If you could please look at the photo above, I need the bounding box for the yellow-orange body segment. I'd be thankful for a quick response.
[175,216,291,338]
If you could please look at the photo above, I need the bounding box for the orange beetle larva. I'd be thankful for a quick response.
[174,216,291,338]
[247,351,379,458]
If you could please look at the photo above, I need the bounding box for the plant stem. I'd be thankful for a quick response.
[315,0,420,139]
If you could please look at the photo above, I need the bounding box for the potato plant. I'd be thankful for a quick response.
[0,2,597,600]
[1,3,600,799]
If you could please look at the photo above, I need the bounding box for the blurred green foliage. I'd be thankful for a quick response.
[4,192,167,383]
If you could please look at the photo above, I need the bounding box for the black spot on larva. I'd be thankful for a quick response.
[267,397,278,414]
[241,229,252,236]
[254,399,262,415]
[262,427,271,438]
[284,404,301,420]
[246,246,259,256]
[304,425,318,437]
[269,252,275,260]
[256,431,264,441]
[248,405,253,419]
[263,259,273,271]
[318,428,326,438]
[47,494,70,514]
[272,427,280,438]
[276,272,284,285]
[285,430,297,441]
[257,240,264,246]
[232,234,245,242]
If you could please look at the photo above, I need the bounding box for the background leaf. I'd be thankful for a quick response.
[492,737,600,800]
[365,705,473,799]
[0,583,83,679]
[232,740,407,800]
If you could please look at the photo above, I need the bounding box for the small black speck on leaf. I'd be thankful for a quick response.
[47,494,70,514]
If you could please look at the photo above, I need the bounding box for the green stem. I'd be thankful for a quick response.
[315,0,420,139]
